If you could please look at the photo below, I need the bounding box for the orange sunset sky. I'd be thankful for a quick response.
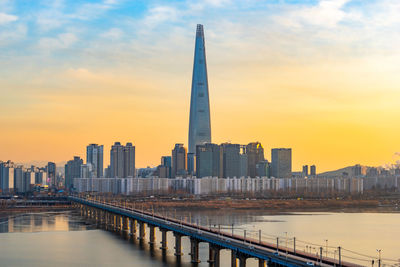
[1,0,400,172]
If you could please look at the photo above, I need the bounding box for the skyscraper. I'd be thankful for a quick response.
[188,24,211,155]
[271,148,292,178]
[86,144,104,178]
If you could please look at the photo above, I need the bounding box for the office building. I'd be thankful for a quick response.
[271,148,292,178]
[65,156,83,190]
[86,144,104,177]
[246,142,265,177]
[172,144,187,177]
[196,143,222,178]
[188,24,212,154]
[221,143,241,178]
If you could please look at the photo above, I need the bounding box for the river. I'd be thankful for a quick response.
[0,210,399,267]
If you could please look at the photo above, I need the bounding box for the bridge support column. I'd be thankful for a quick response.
[130,219,137,235]
[123,217,129,233]
[190,238,200,263]
[149,225,156,245]
[258,259,266,267]
[208,245,220,267]
[160,229,168,250]
[238,255,247,267]
[231,251,238,267]
[174,233,183,256]
[138,222,146,240]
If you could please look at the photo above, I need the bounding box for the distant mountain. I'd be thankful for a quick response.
[318,165,367,177]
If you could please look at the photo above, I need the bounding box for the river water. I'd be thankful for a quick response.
[0,210,399,267]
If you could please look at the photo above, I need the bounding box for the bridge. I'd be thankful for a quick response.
[69,196,363,267]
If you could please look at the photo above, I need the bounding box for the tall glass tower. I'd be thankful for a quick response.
[188,24,211,154]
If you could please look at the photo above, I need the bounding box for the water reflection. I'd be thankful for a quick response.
[0,211,96,233]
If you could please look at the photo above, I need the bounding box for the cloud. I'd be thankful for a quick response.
[273,0,353,28]
[100,28,123,39]
[0,12,18,24]
[38,33,77,50]
[143,6,179,27]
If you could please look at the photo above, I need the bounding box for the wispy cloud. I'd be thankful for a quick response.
[38,33,77,50]
[0,12,18,24]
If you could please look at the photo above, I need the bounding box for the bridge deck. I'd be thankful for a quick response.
[70,196,364,267]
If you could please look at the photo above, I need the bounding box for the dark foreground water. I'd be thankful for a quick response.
[0,211,399,267]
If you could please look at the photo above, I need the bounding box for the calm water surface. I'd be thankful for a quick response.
[1,210,399,267]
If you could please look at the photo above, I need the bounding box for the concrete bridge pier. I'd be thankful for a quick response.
[149,225,156,245]
[208,245,221,267]
[138,222,146,240]
[231,251,238,267]
[123,217,129,232]
[130,219,137,235]
[174,233,183,256]
[160,229,168,250]
[190,238,201,263]
[238,255,247,267]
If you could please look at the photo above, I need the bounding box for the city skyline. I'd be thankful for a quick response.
[1,0,400,172]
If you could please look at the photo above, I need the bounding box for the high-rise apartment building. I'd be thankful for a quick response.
[256,160,270,177]
[172,144,187,177]
[188,24,212,155]
[302,165,309,176]
[110,142,124,178]
[271,148,292,178]
[65,156,83,190]
[86,144,104,177]
[47,162,56,187]
[110,142,136,178]
[0,161,15,193]
[14,167,23,193]
[246,142,265,177]
[123,143,135,178]
[310,165,316,176]
[196,143,222,178]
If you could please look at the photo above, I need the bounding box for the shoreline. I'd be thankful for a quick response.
[132,198,400,213]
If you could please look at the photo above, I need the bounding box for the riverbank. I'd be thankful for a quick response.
[133,198,400,213]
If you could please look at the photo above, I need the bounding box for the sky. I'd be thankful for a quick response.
[1,0,400,172]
